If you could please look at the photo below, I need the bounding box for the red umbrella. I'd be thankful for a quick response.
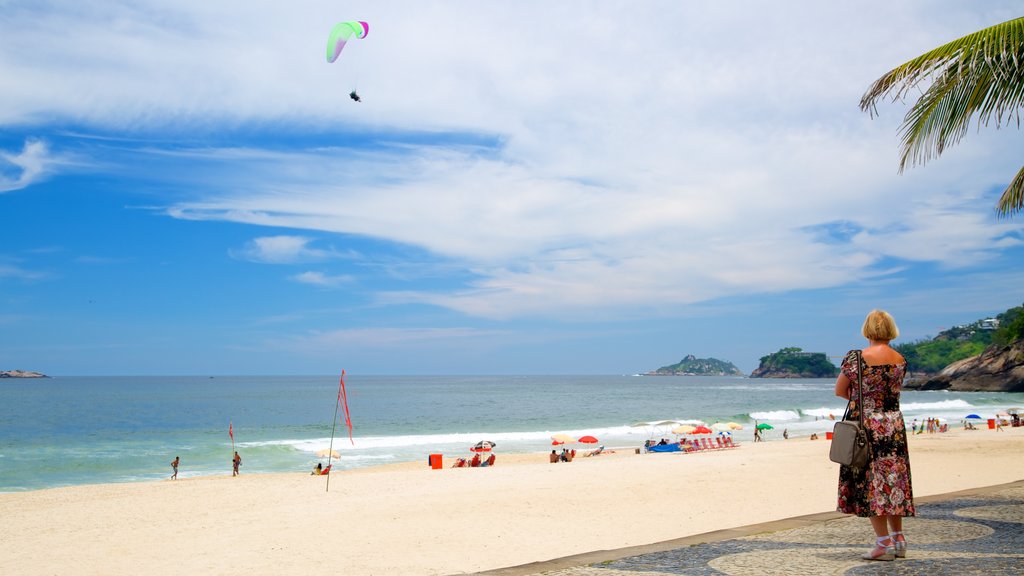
[578,435,599,444]
[692,425,713,434]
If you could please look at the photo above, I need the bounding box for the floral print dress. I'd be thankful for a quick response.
[836,350,916,517]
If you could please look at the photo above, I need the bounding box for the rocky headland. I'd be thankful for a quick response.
[0,370,49,378]
[749,348,838,378]
[905,340,1024,392]
[644,355,744,376]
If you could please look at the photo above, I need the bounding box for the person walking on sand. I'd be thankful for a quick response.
[171,456,179,480]
[232,451,242,476]
[835,309,915,561]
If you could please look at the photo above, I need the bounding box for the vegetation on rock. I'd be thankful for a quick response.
[750,347,837,378]
[896,304,1023,374]
[647,355,743,376]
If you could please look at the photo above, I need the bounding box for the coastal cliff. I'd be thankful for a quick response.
[906,340,1024,392]
[0,370,48,378]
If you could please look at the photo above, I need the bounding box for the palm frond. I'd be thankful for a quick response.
[861,17,1024,171]
[997,164,1024,218]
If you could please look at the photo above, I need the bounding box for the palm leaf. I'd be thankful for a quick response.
[998,164,1024,217]
[861,16,1024,215]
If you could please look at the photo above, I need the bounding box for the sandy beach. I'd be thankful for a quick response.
[2,427,1022,575]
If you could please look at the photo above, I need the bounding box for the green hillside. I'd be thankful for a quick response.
[896,303,1024,373]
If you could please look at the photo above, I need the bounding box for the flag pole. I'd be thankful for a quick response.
[229,421,235,474]
[325,375,343,493]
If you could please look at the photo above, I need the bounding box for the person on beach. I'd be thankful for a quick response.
[233,451,242,476]
[171,456,179,480]
[312,462,323,475]
[835,309,915,561]
[549,450,559,463]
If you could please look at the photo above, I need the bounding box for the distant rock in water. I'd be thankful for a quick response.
[645,354,744,376]
[750,348,838,378]
[906,340,1024,392]
[0,370,48,378]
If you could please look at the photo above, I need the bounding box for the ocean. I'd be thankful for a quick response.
[2,374,1021,492]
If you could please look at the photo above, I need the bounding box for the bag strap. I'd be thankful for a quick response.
[841,350,866,423]
[855,350,865,424]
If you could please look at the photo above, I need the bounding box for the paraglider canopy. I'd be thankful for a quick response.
[326,21,369,63]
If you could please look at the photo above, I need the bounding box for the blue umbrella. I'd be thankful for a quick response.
[965,414,982,419]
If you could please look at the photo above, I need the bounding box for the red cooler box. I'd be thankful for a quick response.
[428,454,443,469]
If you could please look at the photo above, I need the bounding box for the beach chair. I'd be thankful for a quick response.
[480,454,496,467]
[320,465,331,475]
[716,437,725,449]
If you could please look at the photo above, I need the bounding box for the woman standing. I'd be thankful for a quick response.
[835,309,915,561]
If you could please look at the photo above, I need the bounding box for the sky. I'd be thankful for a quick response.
[2,1,1023,376]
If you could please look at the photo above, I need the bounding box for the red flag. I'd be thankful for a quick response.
[338,370,354,445]
[229,422,233,440]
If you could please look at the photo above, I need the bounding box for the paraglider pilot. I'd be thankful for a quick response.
[349,90,361,102]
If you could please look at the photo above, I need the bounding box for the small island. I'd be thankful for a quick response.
[750,348,837,378]
[645,355,744,376]
[1,370,49,378]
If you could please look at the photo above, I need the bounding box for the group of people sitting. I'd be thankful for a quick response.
[451,453,496,468]
[549,448,576,463]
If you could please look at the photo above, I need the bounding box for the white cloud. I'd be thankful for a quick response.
[230,236,339,264]
[4,1,1022,322]
[290,271,353,288]
[0,139,58,193]
[0,262,50,282]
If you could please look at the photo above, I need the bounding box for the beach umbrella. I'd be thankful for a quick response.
[551,433,575,445]
[692,425,713,434]
[472,440,496,452]
[711,423,731,432]
[1006,407,1023,415]
[672,425,696,434]
[316,449,341,459]
[727,422,744,430]
[756,423,774,430]
[965,414,982,419]
[578,435,599,444]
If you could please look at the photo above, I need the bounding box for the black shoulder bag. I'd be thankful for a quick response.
[829,350,872,470]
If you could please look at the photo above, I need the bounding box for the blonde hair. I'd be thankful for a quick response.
[862,309,899,341]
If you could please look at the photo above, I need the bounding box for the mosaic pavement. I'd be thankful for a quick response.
[476,481,1024,576]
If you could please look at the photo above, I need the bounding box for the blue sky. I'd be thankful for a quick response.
[2,1,1022,376]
